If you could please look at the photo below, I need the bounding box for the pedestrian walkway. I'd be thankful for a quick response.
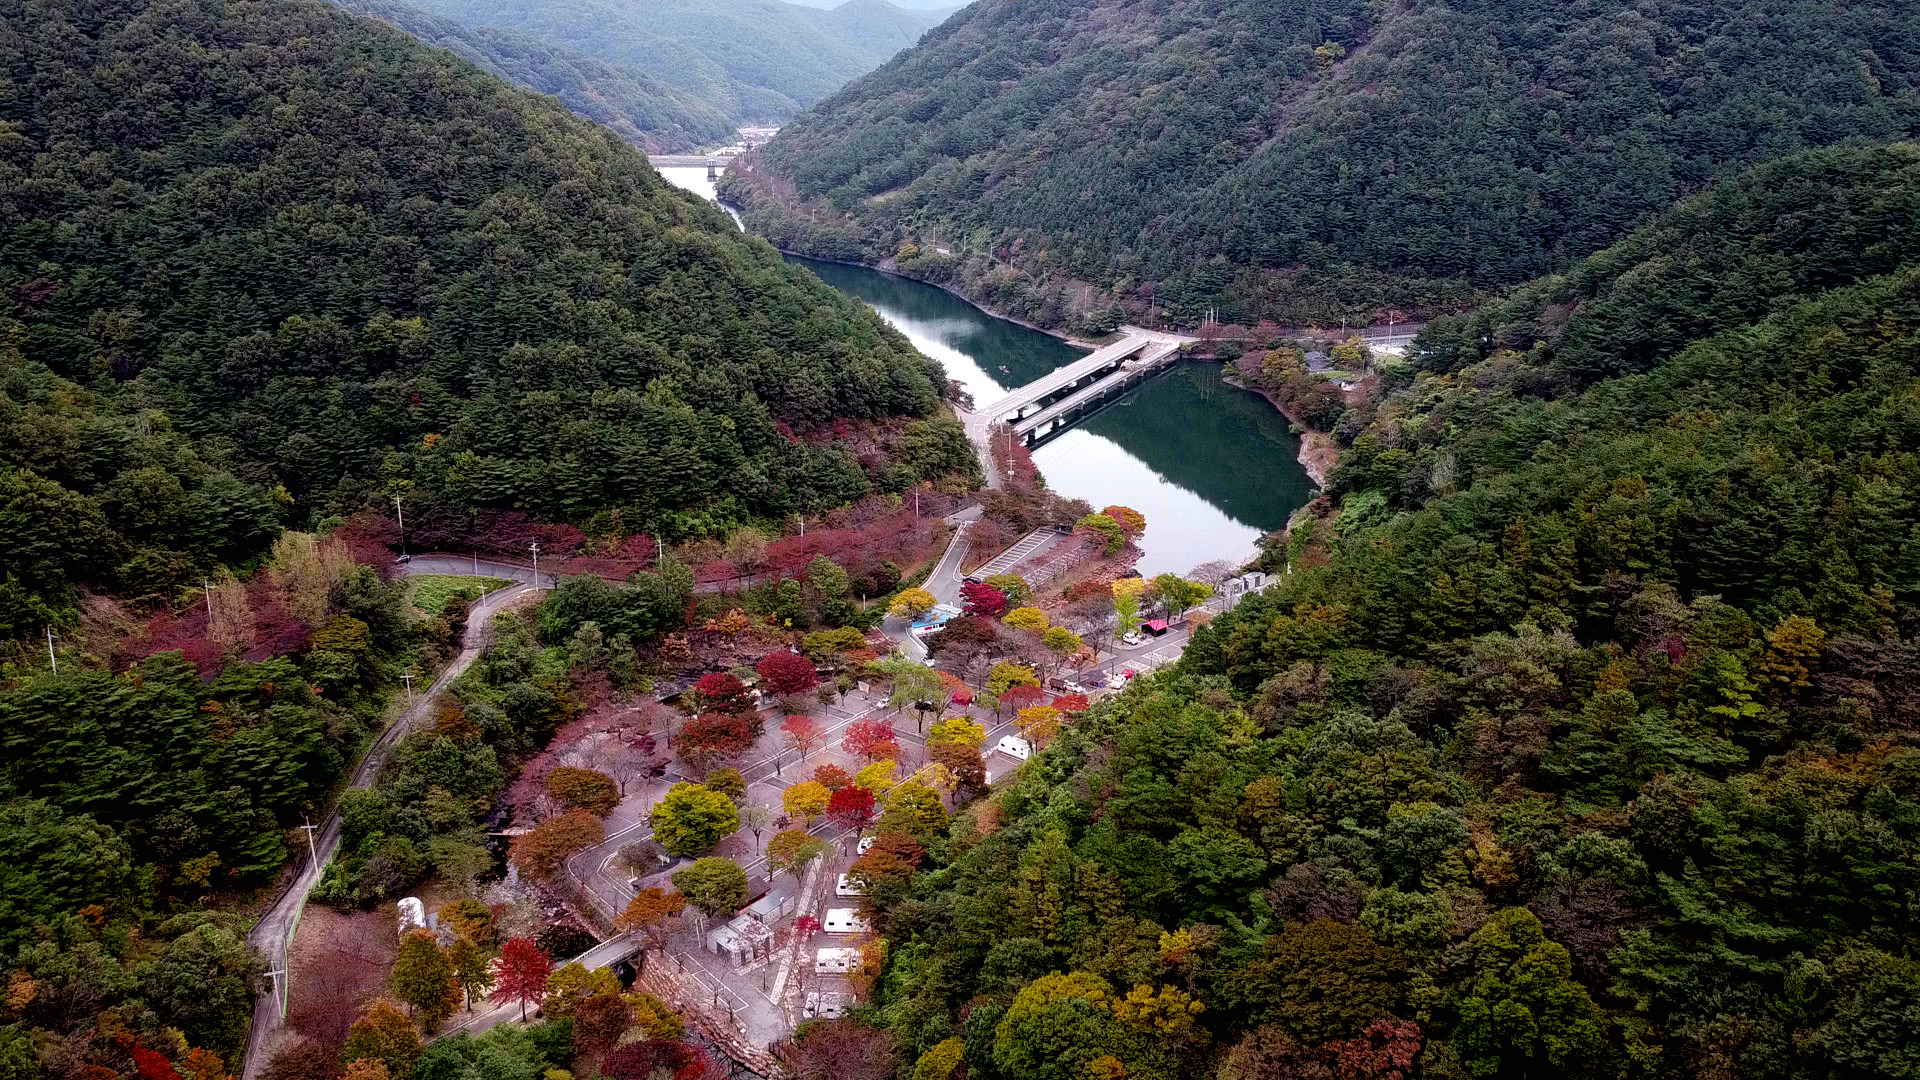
[972,527,1061,579]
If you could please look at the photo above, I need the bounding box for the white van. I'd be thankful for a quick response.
[814,947,860,974]
[823,908,871,934]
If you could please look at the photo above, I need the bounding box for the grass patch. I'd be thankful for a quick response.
[408,575,513,616]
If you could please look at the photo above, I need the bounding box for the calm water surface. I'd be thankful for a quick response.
[658,166,1314,574]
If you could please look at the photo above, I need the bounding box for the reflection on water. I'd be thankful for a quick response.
[656,166,1314,575]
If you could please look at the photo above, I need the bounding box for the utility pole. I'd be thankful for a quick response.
[400,671,415,703]
[203,578,214,621]
[264,967,287,1016]
[45,626,57,674]
[394,495,407,558]
[529,541,541,588]
[300,818,320,868]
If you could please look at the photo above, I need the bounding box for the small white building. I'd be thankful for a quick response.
[814,947,861,975]
[803,991,851,1019]
[705,914,773,967]
[823,908,871,934]
[995,735,1033,761]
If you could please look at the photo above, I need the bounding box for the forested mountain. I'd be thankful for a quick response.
[722,0,1920,331]
[331,0,737,151]
[0,0,971,629]
[400,0,956,126]
[844,148,1920,1078]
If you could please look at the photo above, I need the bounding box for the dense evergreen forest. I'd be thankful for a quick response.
[329,0,737,152]
[0,0,972,628]
[0,1,973,1075]
[399,0,956,126]
[834,147,1920,1078]
[723,0,1920,331]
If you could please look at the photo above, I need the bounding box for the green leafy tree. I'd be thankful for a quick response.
[447,937,494,1011]
[767,829,829,887]
[649,783,740,856]
[672,858,749,917]
[804,555,856,626]
[390,930,455,1027]
[986,662,1039,698]
[1450,909,1610,1078]
[983,574,1031,606]
[1147,574,1212,618]
[993,972,1120,1080]
[1077,514,1127,555]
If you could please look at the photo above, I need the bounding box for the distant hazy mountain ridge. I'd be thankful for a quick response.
[401,0,958,126]
[333,0,738,151]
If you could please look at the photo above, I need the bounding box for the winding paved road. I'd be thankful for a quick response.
[240,578,541,1080]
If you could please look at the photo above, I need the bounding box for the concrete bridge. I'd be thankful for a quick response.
[975,327,1188,447]
[648,154,735,178]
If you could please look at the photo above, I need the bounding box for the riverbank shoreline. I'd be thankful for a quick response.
[1221,372,1339,489]
[737,221,1104,350]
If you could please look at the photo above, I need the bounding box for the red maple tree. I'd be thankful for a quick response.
[689,672,754,716]
[841,717,900,763]
[756,651,819,696]
[1001,684,1046,713]
[1051,693,1091,714]
[490,937,552,1020]
[781,714,824,759]
[959,581,1008,617]
[672,711,756,772]
[826,786,877,834]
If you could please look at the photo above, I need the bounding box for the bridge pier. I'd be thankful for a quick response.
[705,158,718,180]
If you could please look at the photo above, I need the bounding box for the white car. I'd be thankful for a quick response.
[857,836,875,855]
[836,873,866,897]
[1121,631,1144,646]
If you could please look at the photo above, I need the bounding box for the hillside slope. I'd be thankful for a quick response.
[331,0,736,151]
[724,0,1920,330]
[0,0,970,625]
[402,0,955,125]
[835,149,1920,1080]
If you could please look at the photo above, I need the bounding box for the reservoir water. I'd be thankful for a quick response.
[658,166,1314,575]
